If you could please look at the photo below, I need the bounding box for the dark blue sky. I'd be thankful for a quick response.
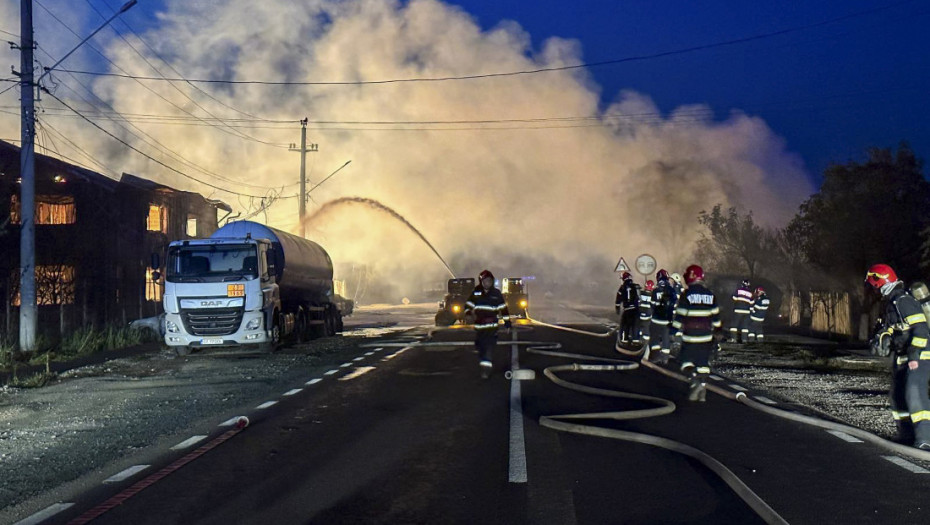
[448,0,930,182]
[106,0,930,184]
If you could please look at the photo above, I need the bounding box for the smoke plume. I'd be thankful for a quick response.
[0,0,813,303]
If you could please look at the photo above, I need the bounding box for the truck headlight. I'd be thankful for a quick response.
[245,318,262,330]
[519,300,528,308]
[452,305,461,313]
[166,320,180,333]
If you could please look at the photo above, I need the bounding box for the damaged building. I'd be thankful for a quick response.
[0,139,231,337]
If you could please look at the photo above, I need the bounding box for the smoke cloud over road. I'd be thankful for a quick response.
[0,0,813,302]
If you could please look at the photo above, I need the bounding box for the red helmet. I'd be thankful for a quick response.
[645,280,655,292]
[755,286,765,297]
[621,271,632,281]
[865,264,897,289]
[656,269,670,281]
[478,269,495,282]
[684,264,704,285]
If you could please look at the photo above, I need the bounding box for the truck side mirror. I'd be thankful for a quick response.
[150,253,160,270]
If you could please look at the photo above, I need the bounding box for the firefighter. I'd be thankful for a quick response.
[615,271,639,344]
[649,270,678,364]
[866,264,930,449]
[637,280,655,347]
[747,287,770,342]
[673,265,722,402]
[730,279,754,343]
[670,272,684,296]
[465,269,511,378]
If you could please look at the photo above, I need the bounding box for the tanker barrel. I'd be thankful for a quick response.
[211,221,334,302]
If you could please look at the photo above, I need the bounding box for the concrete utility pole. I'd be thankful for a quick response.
[289,118,318,237]
[18,0,37,352]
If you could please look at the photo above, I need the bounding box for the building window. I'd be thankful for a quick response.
[11,194,76,225]
[13,265,76,306]
[147,204,167,233]
[186,216,198,237]
[145,267,163,302]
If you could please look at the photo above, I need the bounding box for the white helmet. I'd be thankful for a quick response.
[670,272,682,284]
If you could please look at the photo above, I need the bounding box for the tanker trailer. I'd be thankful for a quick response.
[155,221,351,355]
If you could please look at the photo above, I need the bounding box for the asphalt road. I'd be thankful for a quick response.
[31,321,930,524]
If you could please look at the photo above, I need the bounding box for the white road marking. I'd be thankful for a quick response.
[353,357,365,362]
[373,347,384,352]
[14,503,75,525]
[364,351,375,356]
[754,396,778,405]
[256,401,278,409]
[324,369,339,376]
[283,388,303,396]
[383,347,411,361]
[826,430,863,443]
[339,366,376,381]
[305,378,323,385]
[883,455,930,473]
[509,331,528,484]
[219,416,242,427]
[729,384,748,392]
[103,465,150,483]
[170,435,208,450]
[709,375,724,381]
[340,362,354,368]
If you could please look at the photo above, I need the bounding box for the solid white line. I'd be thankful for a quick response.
[306,378,323,385]
[509,332,528,484]
[324,369,339,376]
[256,401,278,409]
[709,374,724,381]
[353,357,365,362]
[729,384,748,392]
[170,435,208,450]
[13,503,75,525]
[754,396,778,405]
[283,388,303,396]
[103,465,150,483]
[883,455,930,474]
[340,362,353,368]
[826,430,863,443]
[219,416,241,427]
[364,351,375,356]
[339,366,376,381]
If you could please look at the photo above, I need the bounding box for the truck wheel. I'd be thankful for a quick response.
[175,346,191,357]
[261,313,282,353]
[335,314,344,333]
[296,311,309,343]
[324,309,336,337]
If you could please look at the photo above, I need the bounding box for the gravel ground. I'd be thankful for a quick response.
[714,342,896,440]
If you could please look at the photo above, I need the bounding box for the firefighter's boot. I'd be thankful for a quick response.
[688,377,706,402]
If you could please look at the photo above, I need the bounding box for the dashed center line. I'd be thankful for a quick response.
[256,401,278,409]
[353,357,365,362]
[883,455,930,474]
[324,369,339,376]
[219,416,243,427]
[826,430,863,443]
[14,503,75,525]
[709,374,724,381]
[339,362,354,368]
[729,384,748,392]
[170,435,208,450]
[382,347,411,361]
[104,465,150,484]
[364,351,375,356]
[306,378,323,385]
[283,388,303,396]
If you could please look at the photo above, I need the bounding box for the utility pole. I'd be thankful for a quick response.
[18,0,37,352]
[289,118,318,237]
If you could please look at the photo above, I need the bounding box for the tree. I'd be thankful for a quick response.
[694,205,768,280]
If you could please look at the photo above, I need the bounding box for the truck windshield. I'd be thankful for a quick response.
[166,244,258,282]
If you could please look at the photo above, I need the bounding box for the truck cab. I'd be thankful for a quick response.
[435,278,475,326]
[502,277,528,318]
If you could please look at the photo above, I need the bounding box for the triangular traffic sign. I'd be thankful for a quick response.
[614,257,629,273]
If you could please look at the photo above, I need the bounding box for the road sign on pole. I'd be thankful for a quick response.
[614,257,630,273]
[635,254,657,276]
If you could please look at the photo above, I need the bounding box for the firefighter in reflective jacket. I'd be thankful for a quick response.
[637,280,655,346]
[730,279,753,343]
[747,287,770,342]
[465,269,511,378]
[615,272,639,344]
[673,265,722,402]
[867,264,930,449]
[649,270,677,364]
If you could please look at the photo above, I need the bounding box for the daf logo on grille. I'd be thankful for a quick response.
[201,300,223,307]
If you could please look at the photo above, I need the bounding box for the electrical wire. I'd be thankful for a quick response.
[55,0,925,86]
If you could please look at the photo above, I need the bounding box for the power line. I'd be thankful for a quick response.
[44,90,281,199]
[0,28,18,39]
[56,0,925,86]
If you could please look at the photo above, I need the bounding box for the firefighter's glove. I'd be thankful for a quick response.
[870,329,892,357]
